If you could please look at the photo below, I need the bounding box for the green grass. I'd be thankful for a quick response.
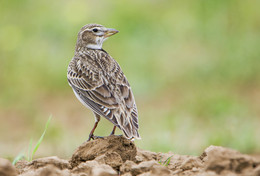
[159,155,174,166]
[12,116,52,165]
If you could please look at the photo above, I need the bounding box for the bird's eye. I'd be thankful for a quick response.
[92,28,98,32]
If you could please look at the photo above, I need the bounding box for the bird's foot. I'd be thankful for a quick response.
[87,134,104,141]
[92,135,104,140]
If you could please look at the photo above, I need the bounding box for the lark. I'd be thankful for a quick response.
[67,24,140,141]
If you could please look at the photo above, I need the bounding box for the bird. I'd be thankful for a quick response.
[67,24,140,141]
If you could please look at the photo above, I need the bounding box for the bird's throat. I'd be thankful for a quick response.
[86,43,103,49]
[86,37,104,49]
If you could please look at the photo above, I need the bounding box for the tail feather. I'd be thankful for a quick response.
[121,122,141,140]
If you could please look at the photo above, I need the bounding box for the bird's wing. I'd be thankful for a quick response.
[67,51,140,139]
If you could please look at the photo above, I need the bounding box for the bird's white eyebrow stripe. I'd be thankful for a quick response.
[91,27,102,30]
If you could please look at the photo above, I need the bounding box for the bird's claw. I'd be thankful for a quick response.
[87,134,104,141]
[92,135,104,140]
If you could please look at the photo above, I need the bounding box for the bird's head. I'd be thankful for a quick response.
[76,24,119,50]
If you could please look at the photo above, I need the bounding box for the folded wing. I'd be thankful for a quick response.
[67,53,140,139]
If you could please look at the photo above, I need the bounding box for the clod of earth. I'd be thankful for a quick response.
[1,136,260,176]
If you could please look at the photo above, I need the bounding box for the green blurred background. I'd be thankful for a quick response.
[1,0,260,159]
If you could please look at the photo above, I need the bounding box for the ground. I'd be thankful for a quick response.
[0,136,259,176]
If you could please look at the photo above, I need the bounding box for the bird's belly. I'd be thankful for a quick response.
[72,89,92,110]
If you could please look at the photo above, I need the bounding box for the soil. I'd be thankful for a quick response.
[1,135,260,176]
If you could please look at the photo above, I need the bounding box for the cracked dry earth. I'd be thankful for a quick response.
[1,136,260,176]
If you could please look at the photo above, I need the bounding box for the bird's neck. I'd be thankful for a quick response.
[86,37,104,49]
[86,43,103,50]
[75,45,102,53]
[75,46,107,55]
[75,37,105,51]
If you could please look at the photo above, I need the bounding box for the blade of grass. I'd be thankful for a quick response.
[12,153,25,165]
[163,155,174,166]
[27,138,33,161]
[30,115,52,161]
[165,156,171,166]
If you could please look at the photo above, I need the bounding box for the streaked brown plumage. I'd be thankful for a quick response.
[67,24,140,141]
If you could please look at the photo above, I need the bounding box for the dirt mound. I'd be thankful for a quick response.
[1,136,260,176]
[70,135,136,169]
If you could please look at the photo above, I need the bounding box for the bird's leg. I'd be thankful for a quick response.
[110,126,117,136]
[109,126,123,137]
[87,121,99,141]
[87,113,101,141]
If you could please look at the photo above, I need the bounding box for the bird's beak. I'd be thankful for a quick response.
[104,28,119,38]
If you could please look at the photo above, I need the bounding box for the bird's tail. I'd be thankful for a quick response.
[121,122,141,140]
